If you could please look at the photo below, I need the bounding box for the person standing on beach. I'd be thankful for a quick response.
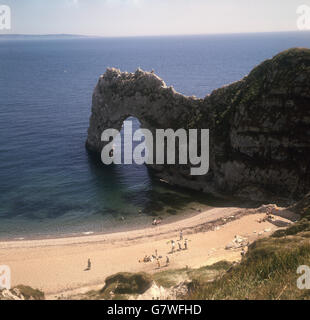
[166,256,170,266]
[179,230,183,241]
[184,239,188,250]
[87,258,91,270]
[171,240,175,253]
[178,242,182,251]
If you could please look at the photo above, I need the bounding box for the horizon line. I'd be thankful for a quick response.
[0,29,307,39]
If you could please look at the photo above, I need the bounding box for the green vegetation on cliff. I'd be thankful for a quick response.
[153,260,232,289]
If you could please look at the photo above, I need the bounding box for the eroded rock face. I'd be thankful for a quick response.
[86,48,310,201]
[0,285,45,300]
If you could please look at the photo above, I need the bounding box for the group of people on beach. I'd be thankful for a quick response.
[155,255,170,269]
[85,230,190,271]
[138,249,170,269]
[84,205,276,273]
[168,230,189,253]
[138,230,190,270]
[257,207,276,223]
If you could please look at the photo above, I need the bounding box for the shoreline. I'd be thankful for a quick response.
[0,201,219,243]
[0,205,299,298]
[0,206,244,248]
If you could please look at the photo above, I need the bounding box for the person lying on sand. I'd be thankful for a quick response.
[257,214,275,223]
[139,255,151,263]
[138,251,162,264]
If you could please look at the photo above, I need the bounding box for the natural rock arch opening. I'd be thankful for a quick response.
[117,116,149,164]
[86,68,200,155]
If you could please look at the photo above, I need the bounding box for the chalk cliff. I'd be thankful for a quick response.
[86,48,310,201]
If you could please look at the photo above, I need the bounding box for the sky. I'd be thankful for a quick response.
[0,0,307,37]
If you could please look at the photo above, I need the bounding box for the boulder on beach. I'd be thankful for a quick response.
[100,272,153,296]
[0,285,45,300]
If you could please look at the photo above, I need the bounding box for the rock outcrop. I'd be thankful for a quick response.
[86,48,310,201]
[100,272,153,296]
[0,285,45,300]
[290,192,310,217]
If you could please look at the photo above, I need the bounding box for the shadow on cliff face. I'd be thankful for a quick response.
[86,148,262,220]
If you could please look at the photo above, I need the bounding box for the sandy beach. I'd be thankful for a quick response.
[0,205,298,299]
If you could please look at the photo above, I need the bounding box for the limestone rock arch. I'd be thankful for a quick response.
[86,68,201,154]
[86,49,310,201]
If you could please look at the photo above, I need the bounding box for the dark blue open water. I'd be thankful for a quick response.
[0,32,309,239]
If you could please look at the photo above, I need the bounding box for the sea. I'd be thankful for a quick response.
[0,32,309,240]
